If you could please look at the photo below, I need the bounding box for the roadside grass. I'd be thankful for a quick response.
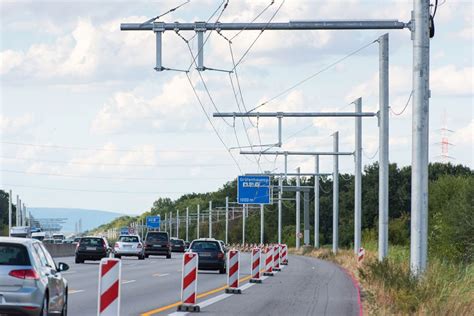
[290,244,474,315]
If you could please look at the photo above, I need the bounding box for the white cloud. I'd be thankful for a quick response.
[91,74,199,134]
[456,120,473,146]
[431,65,473,96]
[0,50,25,75]
[0,113,34,135]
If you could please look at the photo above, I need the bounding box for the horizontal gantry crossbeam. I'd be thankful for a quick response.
[214,112,376,118]
[240,150,354,156]
[245,173,332,177]
[121,20,408,31]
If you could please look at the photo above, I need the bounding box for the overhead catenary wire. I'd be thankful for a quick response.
[141,0,191,25]
[247,39,378,113]
[0,141,223,153]
[0,156,250,168]
[3,183,188,195]
[185,72,243,173]
[390,90,414,116]
[362,148,379,160]
[1,169,233,181]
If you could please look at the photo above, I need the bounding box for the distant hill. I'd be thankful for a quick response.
[28,208,126,234]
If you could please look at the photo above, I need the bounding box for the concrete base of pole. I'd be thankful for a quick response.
[177,304,200,312]
[273,267,281,272]
[225,288,242,294]
[263,272,274,276]
[249,278,262,284]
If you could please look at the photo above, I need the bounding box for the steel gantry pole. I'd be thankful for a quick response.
[8,190,12,236]
[314,156,320,248]
[379,33,390,261]
[278,176,283,244]
[164,213,168,233]
[225,197,229,244]
[169,211,172,237]
[296,167,301,249]
[186,207,189,242]
[242,205,246,244]
[260,204,264,245]
[197,204,200,239]
[355,98,363,254]
[304,190,310,246]
[411,0,431,275]
[209,201,212,238]
[176,210,179,238]
[333,132,339,254]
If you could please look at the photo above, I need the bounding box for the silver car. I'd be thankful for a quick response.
[113,235,145,260]
[0,237,69,315]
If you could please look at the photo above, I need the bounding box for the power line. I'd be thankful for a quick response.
[231,0,286,70]
[185,72,243,173]
[3,183,188,195]
[390,90,414,116]
[247,39,377,113]
[229,0,276,41]
[141,0,191,25]
[1,169,233,181]
[0,156,247,168]
[362,148,379,160]
[0,141,223,153]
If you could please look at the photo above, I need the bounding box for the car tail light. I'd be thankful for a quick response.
[217,252,224,259]
[75,243,80,251]
[137,243,142,248]
[102,240,107,248]
[114,242,119,248]
[167,242,171,248]
[9,269,40,280]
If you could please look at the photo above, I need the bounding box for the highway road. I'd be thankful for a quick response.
[59,253,361,316]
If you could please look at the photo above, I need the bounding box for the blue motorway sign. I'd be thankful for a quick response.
[237,175,271,204]
[120,227,129,235]
[146,216,161,229]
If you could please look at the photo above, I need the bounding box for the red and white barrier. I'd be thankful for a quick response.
[281,244,288,265]
[249,247,262,283]
[98,258,121,316]
[273,245,281,271]
[177,252,200,312]
[263,246,274,276]
[225,249,241,294]
[358,247,365,264]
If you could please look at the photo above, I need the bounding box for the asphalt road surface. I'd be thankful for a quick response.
[60,252,361,316]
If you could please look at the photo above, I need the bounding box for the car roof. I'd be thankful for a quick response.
[192,238,218,242]
[0,237,40,245]
[119,234,140,237]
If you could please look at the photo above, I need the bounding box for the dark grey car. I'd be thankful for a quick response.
[0,237,69,315]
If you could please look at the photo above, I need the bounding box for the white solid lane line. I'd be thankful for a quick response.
[121,279,136,284]
[68,290,84,294]
[153,273,170,277]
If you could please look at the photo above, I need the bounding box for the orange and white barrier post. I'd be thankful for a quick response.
[249,247,262,283]
[225,249,241,294]
[281,244,288,265]
[263,246,274,276]
[98,258,121,316]
[177,252,200,312]
[273,245,281,271]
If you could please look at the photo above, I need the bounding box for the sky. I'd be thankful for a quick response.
[0,0,472,215]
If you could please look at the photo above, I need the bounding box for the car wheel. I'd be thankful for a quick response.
[75,256,83,264]
[166,253,171,259]
[41,294,48,316]
[138,254,145,260]
[145,254,149,258]
[219,266,226,274]
[115,255,121,259]
[61,293,68,316]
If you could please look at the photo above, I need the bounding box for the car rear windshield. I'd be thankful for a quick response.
[171,239,184,245]
[80,238,104,247]
[0,243,31,266]
[146,233,168,242]
[190,241,220,251]
[119,236,139,243]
